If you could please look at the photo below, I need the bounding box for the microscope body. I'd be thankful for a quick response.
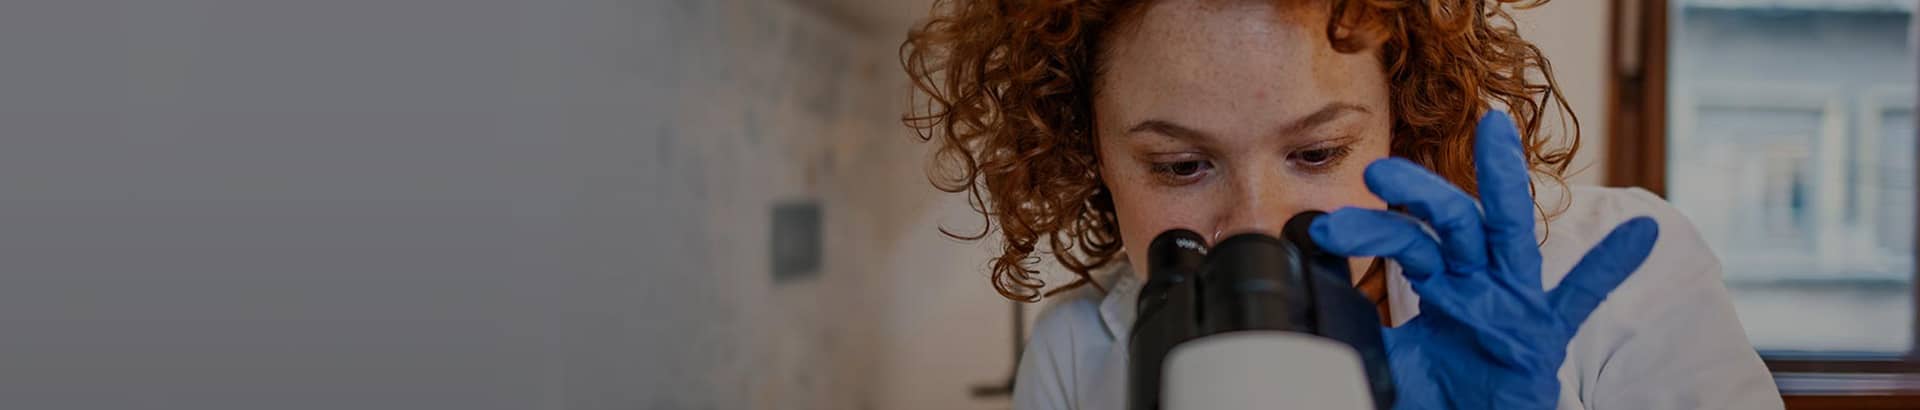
[1127,211,1396,410]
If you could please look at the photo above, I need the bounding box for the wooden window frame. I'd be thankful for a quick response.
[1607,0,1920,407]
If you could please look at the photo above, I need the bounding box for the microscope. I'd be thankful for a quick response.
[1128,211,1397,410]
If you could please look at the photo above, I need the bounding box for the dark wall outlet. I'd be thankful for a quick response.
[771,201,823,284]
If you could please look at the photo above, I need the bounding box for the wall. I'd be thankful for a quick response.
[1514,0,1614,186]
[0,0,989,409]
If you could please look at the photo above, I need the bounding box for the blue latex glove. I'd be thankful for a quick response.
[1309,111,1661,409]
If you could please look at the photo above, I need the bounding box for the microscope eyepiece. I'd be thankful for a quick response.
[1128,212,1396,410]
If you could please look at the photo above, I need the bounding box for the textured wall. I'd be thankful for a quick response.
[641,1,1017,408]
[0,0,1015,408]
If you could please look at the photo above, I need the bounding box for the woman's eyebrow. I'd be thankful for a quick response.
[1127,119,1212,142]
[1125,102,1370,141]
[1278,102,1370,135]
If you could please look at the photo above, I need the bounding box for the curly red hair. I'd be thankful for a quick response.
[901,0,1578,302]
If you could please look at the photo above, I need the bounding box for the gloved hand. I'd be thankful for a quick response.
[1308,111,1661,409]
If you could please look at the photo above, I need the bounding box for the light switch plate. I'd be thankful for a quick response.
[771,201,822,283]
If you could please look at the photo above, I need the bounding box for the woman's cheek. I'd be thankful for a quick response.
[1317,147,1390,211]
[1112,186,1209,276]
[1333,175,1389,211]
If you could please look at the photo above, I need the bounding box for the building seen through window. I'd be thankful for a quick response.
[1668,0,1915,354]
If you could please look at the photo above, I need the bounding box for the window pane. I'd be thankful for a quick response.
[1668,0,1916,354]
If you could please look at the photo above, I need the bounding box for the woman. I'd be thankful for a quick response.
[901,0,1781,409]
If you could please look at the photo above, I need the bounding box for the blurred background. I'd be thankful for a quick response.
[0,0,1910,409]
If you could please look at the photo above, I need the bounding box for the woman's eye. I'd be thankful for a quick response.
[1292,145,1353,170]
[1149,160,1214,182]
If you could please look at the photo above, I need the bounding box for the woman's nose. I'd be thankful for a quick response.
[1209,178,1308,243]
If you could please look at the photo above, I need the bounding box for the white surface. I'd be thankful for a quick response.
[1163,332,1374,410]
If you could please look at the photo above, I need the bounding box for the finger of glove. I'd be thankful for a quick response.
[1549,216,1660,327]
[1364,158,1490,275]
[1311,207,1445,281]
[1473,110,1546,290]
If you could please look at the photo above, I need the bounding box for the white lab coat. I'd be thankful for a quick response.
[1011,185,1784,409]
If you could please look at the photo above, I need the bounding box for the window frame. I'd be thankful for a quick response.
[1606,0,1920,404]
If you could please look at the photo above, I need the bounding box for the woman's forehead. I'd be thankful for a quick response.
[1097,0,1384,132]
[1111,0,1337,41]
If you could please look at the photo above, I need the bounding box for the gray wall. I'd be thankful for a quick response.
[0,0,1010,409]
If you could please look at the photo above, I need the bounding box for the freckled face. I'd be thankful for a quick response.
[1094,0,1392,278]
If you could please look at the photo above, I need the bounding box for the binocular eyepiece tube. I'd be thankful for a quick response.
[1127,211,1396,410]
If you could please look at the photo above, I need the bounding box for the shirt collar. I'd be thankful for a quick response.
[1096,263,1141,340]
